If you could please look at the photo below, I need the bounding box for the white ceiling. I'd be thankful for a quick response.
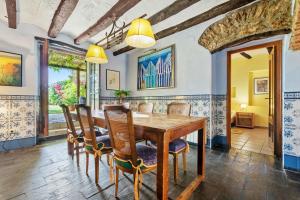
[231,48,269,60]
[0,0,230,48]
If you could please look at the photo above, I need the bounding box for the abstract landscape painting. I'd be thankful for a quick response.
[0,51,22,86]
[137,45,175,90]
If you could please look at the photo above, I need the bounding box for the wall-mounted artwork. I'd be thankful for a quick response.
[0,51,22,86]
[137,45,175,90]
[106,69,120,90]
[254,77,269,94]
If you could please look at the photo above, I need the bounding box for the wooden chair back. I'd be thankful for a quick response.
[167,102,191,116]
[138,102,153,113]
[104,105,138,166]
[60,104,76,136]
[75,104,97,149]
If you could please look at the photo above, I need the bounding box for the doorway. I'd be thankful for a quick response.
[227,41,282,158]
[38,38,88,137]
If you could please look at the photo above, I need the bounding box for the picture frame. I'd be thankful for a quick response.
[0,51,22,87]
[106,69,120,90]
[137,45,175,90]
[254,77,269,95]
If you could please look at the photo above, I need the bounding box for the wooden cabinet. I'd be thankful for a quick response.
[235,112,255,128]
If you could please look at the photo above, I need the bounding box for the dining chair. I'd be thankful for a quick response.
[138,102,153,113]
[75,104,113,184]
[61,104,84,166]
[104,105,157,200]
[167,102,191,184]
[138,102,153,145]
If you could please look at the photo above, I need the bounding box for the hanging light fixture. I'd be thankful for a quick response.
[85,44,108,64]
[125,18,156,48]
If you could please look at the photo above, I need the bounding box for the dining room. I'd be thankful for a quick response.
[1,0,300,200]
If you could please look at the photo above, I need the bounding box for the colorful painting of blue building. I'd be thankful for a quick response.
[137,46,175,90]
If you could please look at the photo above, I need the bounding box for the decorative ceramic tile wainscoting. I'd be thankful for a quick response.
[0,95,39,151]
[211,95,227,148]
[99,95,212,146]
[284,92,300,171]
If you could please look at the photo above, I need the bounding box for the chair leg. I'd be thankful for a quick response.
[173,154,178,184]
[95,155,99,184]
[106,154,110,166]
[115,167,119,197]
[75,144,80,166]
[85,152,89,175]
[182,151,187,174]
[67,140,74,156]
[133,170,139,200]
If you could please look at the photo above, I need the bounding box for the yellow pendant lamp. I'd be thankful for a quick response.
[125,18,156,48]
[85,44,108,64]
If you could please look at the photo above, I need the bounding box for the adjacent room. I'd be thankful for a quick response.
[0,0,300,200]
[230,47,274,155]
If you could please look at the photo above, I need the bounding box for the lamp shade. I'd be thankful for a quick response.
[85,44,108,64]
[240,103,247,109]
[125,18,156,48]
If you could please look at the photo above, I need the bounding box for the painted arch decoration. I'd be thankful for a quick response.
[198,0,292,53]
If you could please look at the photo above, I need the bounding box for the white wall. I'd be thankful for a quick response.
[0,21,43,95]
[284,35,300,92]
[100,50,128,96]
[0,20,89,96]
[125,17,223,97]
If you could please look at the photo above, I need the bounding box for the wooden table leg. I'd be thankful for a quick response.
[176,122,206,200]
[197,123,206,177]
[156,131,170,200]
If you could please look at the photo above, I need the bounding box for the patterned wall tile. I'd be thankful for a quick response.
[0,95,39,142]
[284,92,300,156]
[211,95,227,138]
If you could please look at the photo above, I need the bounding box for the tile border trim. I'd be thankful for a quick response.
[0,136,36,152]
[99,94,211,101]
[284,154,300,171]
[0,95,39,100]
[284,92,300,99]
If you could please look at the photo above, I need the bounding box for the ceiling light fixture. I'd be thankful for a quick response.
[85,44,108,64]
[125,18,156,48]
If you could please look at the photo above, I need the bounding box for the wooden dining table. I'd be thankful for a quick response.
[91,110,207,200]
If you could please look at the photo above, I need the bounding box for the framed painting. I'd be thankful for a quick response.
[106,69,120,90]
[0,51,22,86]
[254,77,269,94]
[137,45,175,90]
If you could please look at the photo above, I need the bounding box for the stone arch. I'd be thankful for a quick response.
[198,0,292,53]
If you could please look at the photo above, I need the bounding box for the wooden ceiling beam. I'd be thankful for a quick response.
[97,0,201,46]
[48,0,79,38]
[113,0,256,56]
[5,0,17,29]
[74,0,141,44]
[240,52,252,59]
[148,0,201,26]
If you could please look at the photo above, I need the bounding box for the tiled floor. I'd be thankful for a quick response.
[0,139,300,200]
[231,127,274,155]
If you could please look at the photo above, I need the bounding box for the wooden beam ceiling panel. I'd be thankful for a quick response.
[113,0,256,56]
[97,0,201,47]
[148,0,201,25]
[74,0,141,44]
[5,0,17,29]
[48,0,79,38]
[96,0,200,47]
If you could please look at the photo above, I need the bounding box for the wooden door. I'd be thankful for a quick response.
[268,47,275,145]
[40,39,49,137]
